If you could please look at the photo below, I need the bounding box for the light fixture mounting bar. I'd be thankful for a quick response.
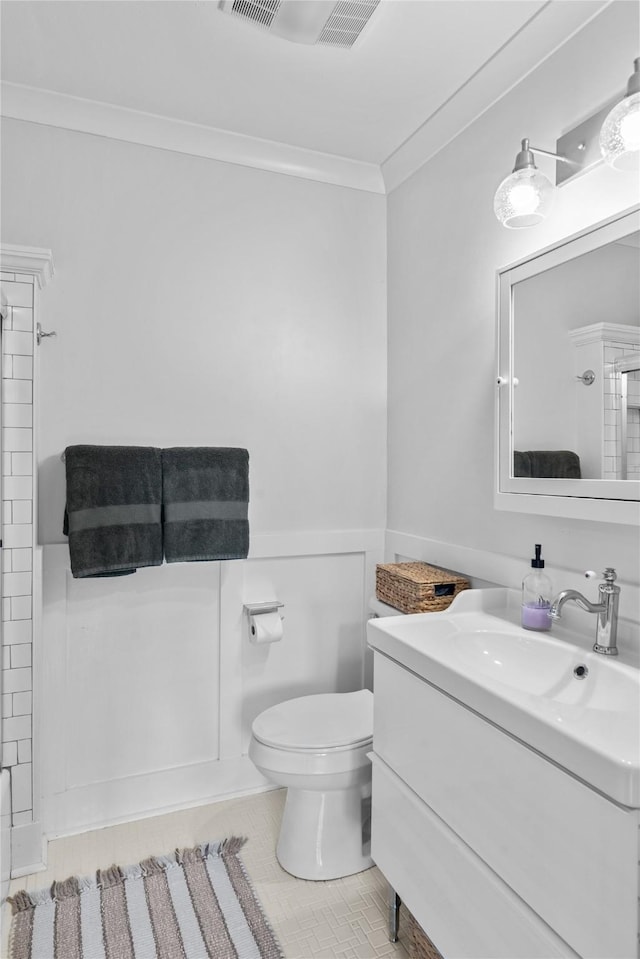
[555,95,620,185]
[528,145,573,164]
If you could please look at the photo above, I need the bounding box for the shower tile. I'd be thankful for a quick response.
[2,620,32,645]
[11,761,32,813]
[12,811,33,828]
[2,571,32,597]
[2,667,32,694]
[1,282,32,308]
[11,500,32,524]
[2,379,32,405]
[11,452,32,475]
[11,308,33,333]
[3,476,33,501]
[12,692,32,717]
[2,405,32,430]
[2,428,32,452]
[10,595,32,620]
[2,742,17,767]
[3,521,33,549]
[3,331,33,356]
[2,715,30,743]
[11,355,33,380]
[10,644,31,669]
[10,549,32,573]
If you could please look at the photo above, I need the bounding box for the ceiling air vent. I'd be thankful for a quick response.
[217,0,380,48]
[316,1,380,48]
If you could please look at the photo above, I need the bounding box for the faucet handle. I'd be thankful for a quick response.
[585,568,617,583]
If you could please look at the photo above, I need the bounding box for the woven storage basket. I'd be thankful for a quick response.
[376,562,469,614]
[408,912,444,959]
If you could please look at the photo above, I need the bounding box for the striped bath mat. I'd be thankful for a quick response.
[8,837,282,959]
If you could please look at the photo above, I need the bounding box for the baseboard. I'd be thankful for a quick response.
[10,820,46,878]
[44,755,270,841]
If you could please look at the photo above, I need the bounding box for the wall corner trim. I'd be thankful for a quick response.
[1,82,386,195]
[1,245,55,287]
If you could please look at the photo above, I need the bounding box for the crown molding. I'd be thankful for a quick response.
[568,322,640,348]
[1,244,55,288]
[381,0,612,194]
[1,82,385,195]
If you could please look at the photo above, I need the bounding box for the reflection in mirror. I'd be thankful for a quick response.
[512,230,640,480]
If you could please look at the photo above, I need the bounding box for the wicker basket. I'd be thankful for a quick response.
[376,562,469,614]
[408,912,444,959]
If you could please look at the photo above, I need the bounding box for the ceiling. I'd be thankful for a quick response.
[0,0,611,190]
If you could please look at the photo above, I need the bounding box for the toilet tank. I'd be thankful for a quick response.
[369,597,404,619]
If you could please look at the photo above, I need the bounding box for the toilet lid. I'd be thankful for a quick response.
[252,689,373,752]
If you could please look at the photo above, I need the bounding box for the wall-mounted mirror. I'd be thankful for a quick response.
[496,206,640,524]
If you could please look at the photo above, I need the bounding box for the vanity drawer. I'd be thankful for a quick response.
[371,755,578,959]
[373,652,639,959]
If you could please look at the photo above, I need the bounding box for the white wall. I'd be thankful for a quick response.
[386,2,640,625]
[0,120,387,542]
[1,121,387,840]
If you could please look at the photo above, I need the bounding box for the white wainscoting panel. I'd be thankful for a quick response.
[40,530,384,841]
[239,551,367,752]
[64,564,220,788]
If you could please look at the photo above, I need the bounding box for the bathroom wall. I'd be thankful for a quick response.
[0,121,386,846]
[386,1,640,629]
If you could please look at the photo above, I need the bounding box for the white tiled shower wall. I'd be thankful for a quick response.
[1,273,35,825]
[603,342,640,480]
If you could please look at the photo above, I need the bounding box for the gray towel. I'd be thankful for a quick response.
[162,447,249,563]
[63,445,163,578]
[514,450,581,479]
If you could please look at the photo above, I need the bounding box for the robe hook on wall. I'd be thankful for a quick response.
[36,322,57,346]
[576,369,596,386]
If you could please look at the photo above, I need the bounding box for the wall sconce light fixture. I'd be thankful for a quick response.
[495,57,640,229]
[600,57,640,171]
[493,139,572,229]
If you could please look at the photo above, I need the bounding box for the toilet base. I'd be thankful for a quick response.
[276,784,373,881]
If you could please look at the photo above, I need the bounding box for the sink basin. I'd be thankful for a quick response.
[367,588,640,807]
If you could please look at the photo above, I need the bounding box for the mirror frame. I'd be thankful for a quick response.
[495,205,640,525]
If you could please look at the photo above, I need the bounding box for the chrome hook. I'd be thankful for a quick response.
[36,322,57,346]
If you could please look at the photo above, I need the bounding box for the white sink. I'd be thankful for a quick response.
[367,588,640,807]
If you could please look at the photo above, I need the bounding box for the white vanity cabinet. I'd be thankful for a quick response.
[370,650,640,959]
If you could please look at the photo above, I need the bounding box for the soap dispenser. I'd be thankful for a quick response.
[521,544,552,631]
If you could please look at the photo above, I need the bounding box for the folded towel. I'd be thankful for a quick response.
[514,450,581,479]
[162,447,249,563]
[63,445,163,578]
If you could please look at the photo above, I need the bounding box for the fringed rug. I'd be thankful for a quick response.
[8,837,282,959]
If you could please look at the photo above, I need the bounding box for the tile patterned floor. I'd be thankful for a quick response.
[1,789,410,959]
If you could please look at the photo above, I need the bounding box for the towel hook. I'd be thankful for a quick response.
[36,322,57,346]
[576,369,595,386]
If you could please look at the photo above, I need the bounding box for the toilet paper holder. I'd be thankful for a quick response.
[243,602,284,645]
[243,601,284,618]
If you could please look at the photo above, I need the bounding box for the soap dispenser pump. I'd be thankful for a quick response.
[521,544,552,631]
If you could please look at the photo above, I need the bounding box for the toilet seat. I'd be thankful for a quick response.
[251,689,373,753]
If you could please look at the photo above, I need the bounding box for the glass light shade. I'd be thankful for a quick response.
[493,167,555,229]
[599,91,640,171]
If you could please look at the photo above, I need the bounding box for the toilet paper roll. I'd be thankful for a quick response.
[249,611,283,645]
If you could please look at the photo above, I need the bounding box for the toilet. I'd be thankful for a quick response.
[248,597,399,881]
[249,688,374,881]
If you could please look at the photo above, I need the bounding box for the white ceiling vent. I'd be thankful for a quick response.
[217,0,380,48]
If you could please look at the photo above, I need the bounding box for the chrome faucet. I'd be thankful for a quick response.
[550,568,620,656]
